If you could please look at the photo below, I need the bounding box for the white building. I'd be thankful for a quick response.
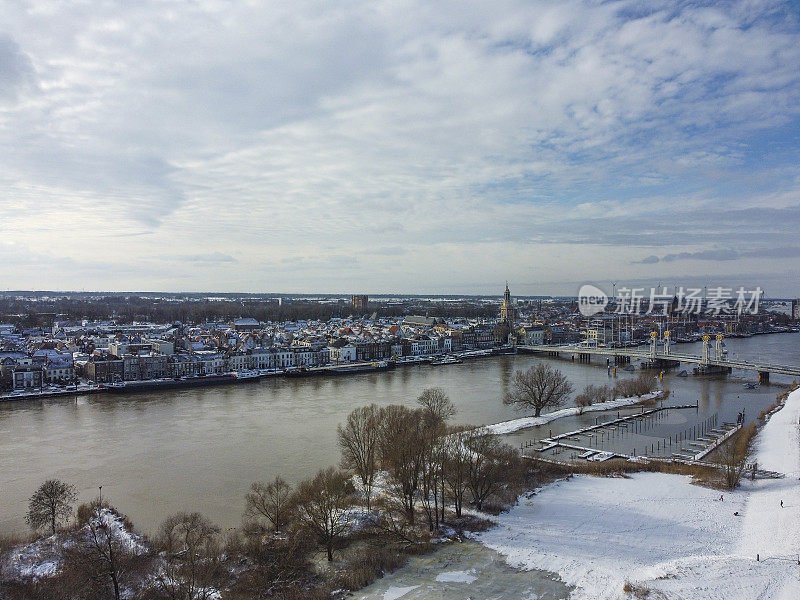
[523,326,545,346]
[329,343,356,363]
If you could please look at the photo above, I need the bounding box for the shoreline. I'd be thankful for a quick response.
[2,329,797,403]
[475,386,800,600]
[0,347,515,403]
[481,391,663,435]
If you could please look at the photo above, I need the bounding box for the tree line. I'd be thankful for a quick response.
[0,296,499,328]
[502,363,657,416]
[3,387,526,600]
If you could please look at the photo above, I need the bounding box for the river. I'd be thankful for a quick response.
[1,333,798,536]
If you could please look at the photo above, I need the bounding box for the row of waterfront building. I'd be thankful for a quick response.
[1,312,548,390]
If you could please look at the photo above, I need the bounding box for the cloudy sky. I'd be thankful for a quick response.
[1,0,799,296]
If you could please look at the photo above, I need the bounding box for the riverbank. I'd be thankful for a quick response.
[0,384,100,402]
[0,347,515,402]
[476,387,800,599]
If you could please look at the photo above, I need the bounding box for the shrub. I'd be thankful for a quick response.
[574,393,593,414]
[613,373,657,399]
[332,544,406,590]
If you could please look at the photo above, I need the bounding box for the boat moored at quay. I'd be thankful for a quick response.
[430,354,464,365]
[99,373,240,392]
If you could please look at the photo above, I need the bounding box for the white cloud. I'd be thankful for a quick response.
[0,1,799,294]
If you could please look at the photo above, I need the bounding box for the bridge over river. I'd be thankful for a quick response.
[519,332,800,382]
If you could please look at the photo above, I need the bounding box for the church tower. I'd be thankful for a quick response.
[500,282,516,329]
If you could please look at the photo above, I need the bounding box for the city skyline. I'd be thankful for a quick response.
[2,1,800,295]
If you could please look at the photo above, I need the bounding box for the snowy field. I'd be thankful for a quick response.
[478,387,800,599]
[483,391,662,435]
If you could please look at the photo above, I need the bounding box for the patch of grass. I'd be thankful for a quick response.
[331,543,406,590]
[445,513,495,534]
[635,396,659,407]
[528,454,725,488]
[623,580,652,598]
[0,531,30,554]
[535,457,642,477]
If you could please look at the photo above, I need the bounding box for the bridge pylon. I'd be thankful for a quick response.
[650,331,658,359]
[715,334,724,361]
[663,330,670,356]
[701,334,710,365]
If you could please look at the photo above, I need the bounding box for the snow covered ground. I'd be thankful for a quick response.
[477,387,800,599]
[1,508,146,582]
[483,391,662,435]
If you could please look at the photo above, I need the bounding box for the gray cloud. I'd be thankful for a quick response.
[372,246,407,256]
[633,246,800,264]
[180,253,238,264]
[637,255,660,264]
[0,33,36,104]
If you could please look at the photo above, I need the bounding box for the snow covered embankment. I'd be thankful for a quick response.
[1,509,146,583]
[477,387,800,600]
[483,391,661,435]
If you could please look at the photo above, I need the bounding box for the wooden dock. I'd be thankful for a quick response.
[521,404,741,463]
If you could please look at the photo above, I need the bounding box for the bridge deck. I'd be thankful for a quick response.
[519,345,800,376]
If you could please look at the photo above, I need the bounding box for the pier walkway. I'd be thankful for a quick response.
[521,404,752,463]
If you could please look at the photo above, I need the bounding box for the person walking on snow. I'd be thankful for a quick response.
[780,500,783,508]
[720,494,724,501]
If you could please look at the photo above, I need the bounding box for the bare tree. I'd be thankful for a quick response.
[418,421,445,531]
[465,433,521,512]
[503,364,573,417]
[154,512,222,600]
[85,509,124,600]
[377,405,424,523]
[293,467,355,561]
[244,476,293,532]
[574,384,613,413]
[338,404,380,511]
[417,388,456,426]
[25,479,78,535]
[596,384,613,402]
[574,390,593,414]
[720,423,756,490]
[417,388,456,531]
[442,426,473,517]
[227,529,317,598]
[613,373,657,398]
[63,502,143,600]
[373,495,424,547]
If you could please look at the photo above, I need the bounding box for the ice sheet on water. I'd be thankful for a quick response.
[434,569,477,583]
[382,586,419,600]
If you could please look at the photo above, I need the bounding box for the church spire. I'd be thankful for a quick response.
[501,282,515,329]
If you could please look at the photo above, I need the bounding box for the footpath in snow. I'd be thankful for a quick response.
[483,391,662,435]
[477,387,800,600]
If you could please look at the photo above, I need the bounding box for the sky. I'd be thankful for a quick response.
[1,0,800,296]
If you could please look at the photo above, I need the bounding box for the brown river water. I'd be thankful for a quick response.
[1,333,797,536]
